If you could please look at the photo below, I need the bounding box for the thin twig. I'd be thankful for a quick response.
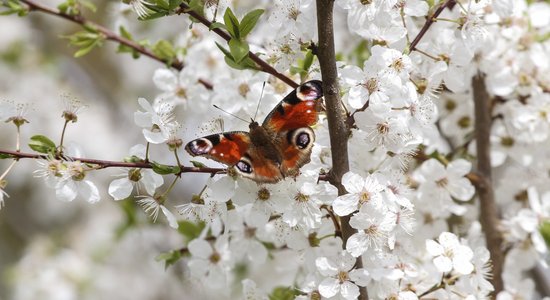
[176,3,298,89]
[19,0,214,90]
[409,0,456,52]
[472,73,504,294]
[0,149,225,175]
[316,1,368,299]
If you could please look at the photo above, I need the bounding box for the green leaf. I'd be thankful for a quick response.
[228,38,249,63]
[156,250,182,270]
[0,0,28,16]
[151,162,181,175]
[215,41,233,59]
[177,220,205,241]
[223,7,240,39]
[239,9,264,38]
[29,135,56,154]
[152,39,176,63]
[209,21,227,31]
[63,30,105,57]
[268,286,299,300]
[0,153,12,159]
[190,160,206,168]
[541,221,550,248]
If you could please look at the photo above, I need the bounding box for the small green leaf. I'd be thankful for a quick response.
[223,8,240,39]
[152,39,176,63]
[123,155,144,163]
[0,153,12,159]
[29,135,56,154]
[268,286,299,300]
[151,162,180,175]
[541,221,550,248]
[239,9,264,38]
[228,38,249,63]
[215,42,233,59]
[156,250,182,270]
[0,0,28,16]
[190,160,207,168]
[177,220,206,241]
[209,21,227,31]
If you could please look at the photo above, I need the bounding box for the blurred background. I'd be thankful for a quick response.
[0,1,203,299]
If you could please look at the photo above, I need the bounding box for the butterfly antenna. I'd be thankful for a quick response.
[253,82,266,121]
[212,105,250,124]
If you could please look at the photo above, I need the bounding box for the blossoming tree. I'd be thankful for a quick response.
[1,0,549,299]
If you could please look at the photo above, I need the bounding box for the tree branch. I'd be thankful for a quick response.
[472,73,504,294]
[0,149,225,175]
[316,1,367,299]
[176,3,298,89]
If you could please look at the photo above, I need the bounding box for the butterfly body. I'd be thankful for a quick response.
[185,80,323,183]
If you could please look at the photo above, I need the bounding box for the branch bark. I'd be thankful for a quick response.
[409,0,456,52]
[316,1,367,299]
[472,73,504,294]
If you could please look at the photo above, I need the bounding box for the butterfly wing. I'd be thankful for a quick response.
[185,131,250,166]
[262,80,323,177]
[262,80,324,132]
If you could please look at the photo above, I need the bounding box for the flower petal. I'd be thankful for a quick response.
[108,177,133,200]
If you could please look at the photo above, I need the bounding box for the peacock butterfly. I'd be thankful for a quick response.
[185,80,323,183]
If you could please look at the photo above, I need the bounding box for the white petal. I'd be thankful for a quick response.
[153,68,178,92]
[108,177,133,200]
[56,180,77,202]
[129,144,147,159]
[188,239,213,259]
[346,233,369,257]
[425,239,444,256]
[340,281,360,300]
[349,268,370,286]
[342,172,365,193]
[188,259,209,277]
[453,258,474,275]
[134,111,152,128]
[247,241,267,264]
[332,194,359,216]
[80,180,100,203]
[433,256,453,273]
[438,232,459,248]
[142,129,168,144]
[141,169,164,195]
[447,159,472,176]
[447,178,475,201]
[315,257,338,276]
[318,277,340,298]
[161,205,179,229]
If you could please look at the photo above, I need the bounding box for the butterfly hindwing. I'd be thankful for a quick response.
[278,127,316,177]
[185,131,250,166]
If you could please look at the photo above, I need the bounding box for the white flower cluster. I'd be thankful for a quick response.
[4,0,548,299]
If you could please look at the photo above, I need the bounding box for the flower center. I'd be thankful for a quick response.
[238,83,250,97]
[436,177,448,188]
[209,251,221,264]
[363,77,378,94]
[377,122,390,135]
[295,192,310,203]
[500,136,514,147]
[128,168,142,182]
[337,270,349,283]
[391,58,404,72]
[257,187,271,201]
[457,116,471,129]
[288,7,300,20]
[359,191,371,204]
[176,87,187,99]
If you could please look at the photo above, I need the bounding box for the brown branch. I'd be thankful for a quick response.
[19,0,214,90]
[0,149,225,175]
[472,73,504,294]
[316,1,367,299]
[409,0,456,52]
[176,3,298,89]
